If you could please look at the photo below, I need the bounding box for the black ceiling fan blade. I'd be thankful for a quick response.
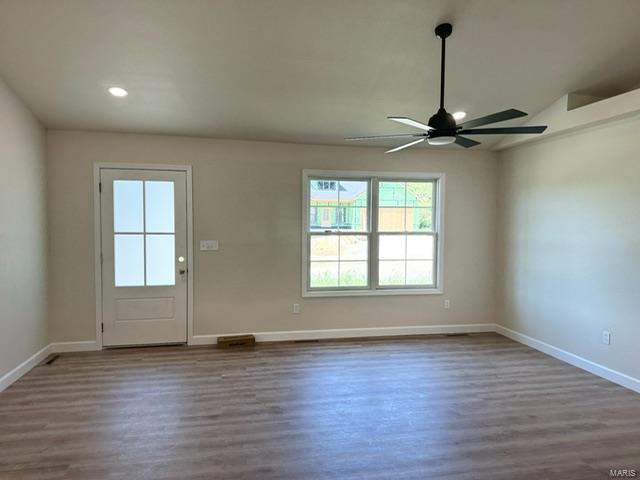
[454,136,481,148]
[345,133,424,141]
[459,126,547,135]
[459,109,528,129]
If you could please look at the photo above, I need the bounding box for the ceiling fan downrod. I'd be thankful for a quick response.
[428,23,456,143]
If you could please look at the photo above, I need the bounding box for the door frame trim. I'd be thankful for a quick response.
[93,163,195,348]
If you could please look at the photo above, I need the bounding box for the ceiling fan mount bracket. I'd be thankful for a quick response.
[434,23,453,39]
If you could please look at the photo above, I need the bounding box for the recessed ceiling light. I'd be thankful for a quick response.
[452,111,466,120]
[108,86,128,97]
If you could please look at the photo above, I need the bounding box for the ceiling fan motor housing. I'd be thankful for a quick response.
[428,107,457,138]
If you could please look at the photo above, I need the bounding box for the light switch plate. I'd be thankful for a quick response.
[200,240,219,251]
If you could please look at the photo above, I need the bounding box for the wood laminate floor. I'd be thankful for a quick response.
[0,334,638,480]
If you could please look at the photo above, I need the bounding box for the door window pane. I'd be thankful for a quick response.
[113,181,143,232]
[145,181,175,233]
[114,234,144,286]
[146,235,175,286]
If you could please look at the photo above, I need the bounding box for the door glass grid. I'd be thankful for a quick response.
[113,180,176,287]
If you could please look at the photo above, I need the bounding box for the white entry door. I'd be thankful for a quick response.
[100,168,188,346]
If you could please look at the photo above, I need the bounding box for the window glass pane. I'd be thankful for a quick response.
[113,181,143,232]
[406,235,434,260]
[338,181,368,207]
[310,179,339,206]
[145,181,175,233]
[114,234,144,287]
[310,235,339,261]
[378,182,406,207]
[310,207,338,232]
[340,235,368,260]
[379,260,405,286]
[146,235,175,286]
[310,262,339,288]
[338,207,367,232]
[406,261,433,285]
[339,261,368,286]
[406,182,433,208]
[378,207,405,232]
[406,208,433,232]
[379,234,406,260]
[309,207,320,230]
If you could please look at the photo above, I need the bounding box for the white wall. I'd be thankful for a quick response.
[0,79,48,380]
[497,116,640,380]
[46,130,498,342]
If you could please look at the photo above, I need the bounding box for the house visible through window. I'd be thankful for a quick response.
[304,171,441,295]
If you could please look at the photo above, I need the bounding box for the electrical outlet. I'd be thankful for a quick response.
[602,331,611,345]
[444,299,451,309]
[293,303,300,314]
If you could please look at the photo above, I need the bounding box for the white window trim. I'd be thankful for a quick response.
[302,169,445,298]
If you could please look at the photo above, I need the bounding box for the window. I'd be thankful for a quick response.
[303,170,443,296]
[113,180,176,287]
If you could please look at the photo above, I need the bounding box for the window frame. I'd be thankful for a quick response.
[302,170,444,297]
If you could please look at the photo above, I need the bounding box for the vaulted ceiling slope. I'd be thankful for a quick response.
[1,0,640,149]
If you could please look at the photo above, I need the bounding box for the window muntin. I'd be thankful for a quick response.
[305,174,440,294]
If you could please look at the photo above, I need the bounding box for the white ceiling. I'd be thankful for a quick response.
[1,0,640,149]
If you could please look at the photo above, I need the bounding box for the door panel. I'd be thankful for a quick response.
[100,169,188,346]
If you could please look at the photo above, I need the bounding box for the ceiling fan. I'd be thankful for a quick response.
[346,23,547,152]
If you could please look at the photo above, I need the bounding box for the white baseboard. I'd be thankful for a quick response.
[4,326,638,396]
[495,325,640,394]
[191,323,497,345]
[0,344,51,392]
[50,341,100,353]
[0,341,99,392]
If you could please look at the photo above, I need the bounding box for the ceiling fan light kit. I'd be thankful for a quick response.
[345,23,547,152]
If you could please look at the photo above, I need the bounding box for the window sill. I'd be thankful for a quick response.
[302,287,442,298]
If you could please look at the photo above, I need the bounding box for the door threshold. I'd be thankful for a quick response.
[103,342,187,350]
